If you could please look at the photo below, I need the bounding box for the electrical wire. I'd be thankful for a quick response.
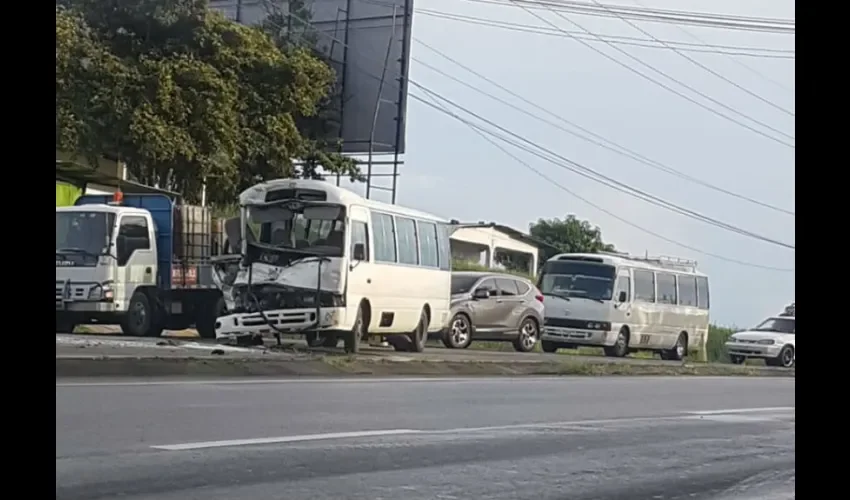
[585,0,793,117]
[412,39,794,216]
[461,0,796,33]
[505,1,795,148]
[416,9,796,59]
[262,8,796,260]
[413,90,793,272]
[409,81,794,250]
[626,0,795,94]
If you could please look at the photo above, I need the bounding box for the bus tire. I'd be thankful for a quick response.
[661,332,688,361]
[197,295,226,340]
[603,328,629,358]
[408,309,429,353]
[541,340,559,353]
[344,306,365,354]
[305,332,324,348]
[121,291,159,337]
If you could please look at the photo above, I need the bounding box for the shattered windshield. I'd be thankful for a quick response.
[248,203,345,257]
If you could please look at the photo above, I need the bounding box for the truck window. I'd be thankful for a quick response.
[119,216,150,249]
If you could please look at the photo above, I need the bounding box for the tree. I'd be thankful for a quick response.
[529,215,615,260]
[56,0,360,205]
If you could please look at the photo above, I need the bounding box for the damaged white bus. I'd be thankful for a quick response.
[214,179,453,353]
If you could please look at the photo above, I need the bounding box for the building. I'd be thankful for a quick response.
[449,222,559,277]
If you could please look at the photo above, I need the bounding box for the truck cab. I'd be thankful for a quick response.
[56,193,225,337]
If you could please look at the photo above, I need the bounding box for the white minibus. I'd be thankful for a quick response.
[214,179,452,353]
[538,252,709,360]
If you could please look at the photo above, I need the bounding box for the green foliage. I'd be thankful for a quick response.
[452,259,536,282]
[706,324,735,363]
[56,0,360,205]
[529,215,615,261]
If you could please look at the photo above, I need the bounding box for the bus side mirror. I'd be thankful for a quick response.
[618,291,627,303]
[353,243,366,261]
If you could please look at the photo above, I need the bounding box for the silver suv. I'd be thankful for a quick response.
[441,272,545,352]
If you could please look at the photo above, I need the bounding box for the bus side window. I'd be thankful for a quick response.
[633,270,656,303]
[696,276,710,309]
[615,275,631,302]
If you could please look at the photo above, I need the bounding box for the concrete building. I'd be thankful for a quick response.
[449,222,559,277]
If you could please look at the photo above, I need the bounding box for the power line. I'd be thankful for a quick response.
[506,1,795,148]
[412,91,793,272]
[413,38,795,216]
[586,0,793,117]
[462,0,796,34]
[627,0,795,94]
[416,9,796,59]
[409,81,795,250]
[264,7,795,251]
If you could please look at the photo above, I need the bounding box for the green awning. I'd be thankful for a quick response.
[55,160,182,200]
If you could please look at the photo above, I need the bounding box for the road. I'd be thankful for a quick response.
[57,376,795,500]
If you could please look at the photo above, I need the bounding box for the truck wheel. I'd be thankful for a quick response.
[56,316,77,334]
[344,306,365,354]
[121,292,159,337]
[197,295,226,340]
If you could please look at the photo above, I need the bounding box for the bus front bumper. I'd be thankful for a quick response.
[215,307,345,340]
[541,326,616,346]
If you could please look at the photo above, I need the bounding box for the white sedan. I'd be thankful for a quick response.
[724,316,795,368]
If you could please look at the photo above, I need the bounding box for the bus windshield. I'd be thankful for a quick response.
[248,204,346,257]
[539,260,616,301]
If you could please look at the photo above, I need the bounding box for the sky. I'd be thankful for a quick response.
[240,0,796,328]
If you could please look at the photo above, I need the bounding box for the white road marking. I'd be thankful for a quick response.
[685,407,794,415]
[151,429,421,451]
[149,407,794,452]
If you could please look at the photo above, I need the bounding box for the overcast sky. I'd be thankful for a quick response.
[334,0,794,328]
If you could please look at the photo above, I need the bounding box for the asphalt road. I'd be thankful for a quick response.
[57,376,795,500]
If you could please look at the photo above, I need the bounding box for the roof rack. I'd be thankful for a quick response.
[600,252,699,272]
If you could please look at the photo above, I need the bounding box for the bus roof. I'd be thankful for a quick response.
[239,179,449,223]
[546,252,708,277]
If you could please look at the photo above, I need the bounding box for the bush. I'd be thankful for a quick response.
[706,324,735,363]
[451,259,536,281]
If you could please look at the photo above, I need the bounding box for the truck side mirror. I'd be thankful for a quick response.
[352,243,366,261]
[618,290,627,303]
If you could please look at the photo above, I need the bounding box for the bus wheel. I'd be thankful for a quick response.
[603,328,629,357]
[344,306,364,354]
[541,340,559,353]
[661,333,688,361]
[305,332,324,348]
[408,309,429,353]
[197,295,226,340]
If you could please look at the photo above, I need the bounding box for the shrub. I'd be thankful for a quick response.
[706,324,735,363]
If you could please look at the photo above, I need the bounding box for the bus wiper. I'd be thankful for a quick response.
[542,292,571,301]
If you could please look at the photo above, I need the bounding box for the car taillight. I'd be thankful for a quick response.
[535,289,544,302]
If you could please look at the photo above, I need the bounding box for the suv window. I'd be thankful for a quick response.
[476,278,499,297]
[514,280,530,295]
[496,278,519,296]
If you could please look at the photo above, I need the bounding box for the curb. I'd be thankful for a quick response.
[56,356,795,379]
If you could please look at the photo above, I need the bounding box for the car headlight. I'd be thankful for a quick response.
[728,335,738,342]
[757,339,775,345]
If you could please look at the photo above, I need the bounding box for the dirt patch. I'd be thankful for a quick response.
[55,355,795,379]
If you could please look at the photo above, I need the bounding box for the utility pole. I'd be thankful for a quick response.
[235,0,243,23]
